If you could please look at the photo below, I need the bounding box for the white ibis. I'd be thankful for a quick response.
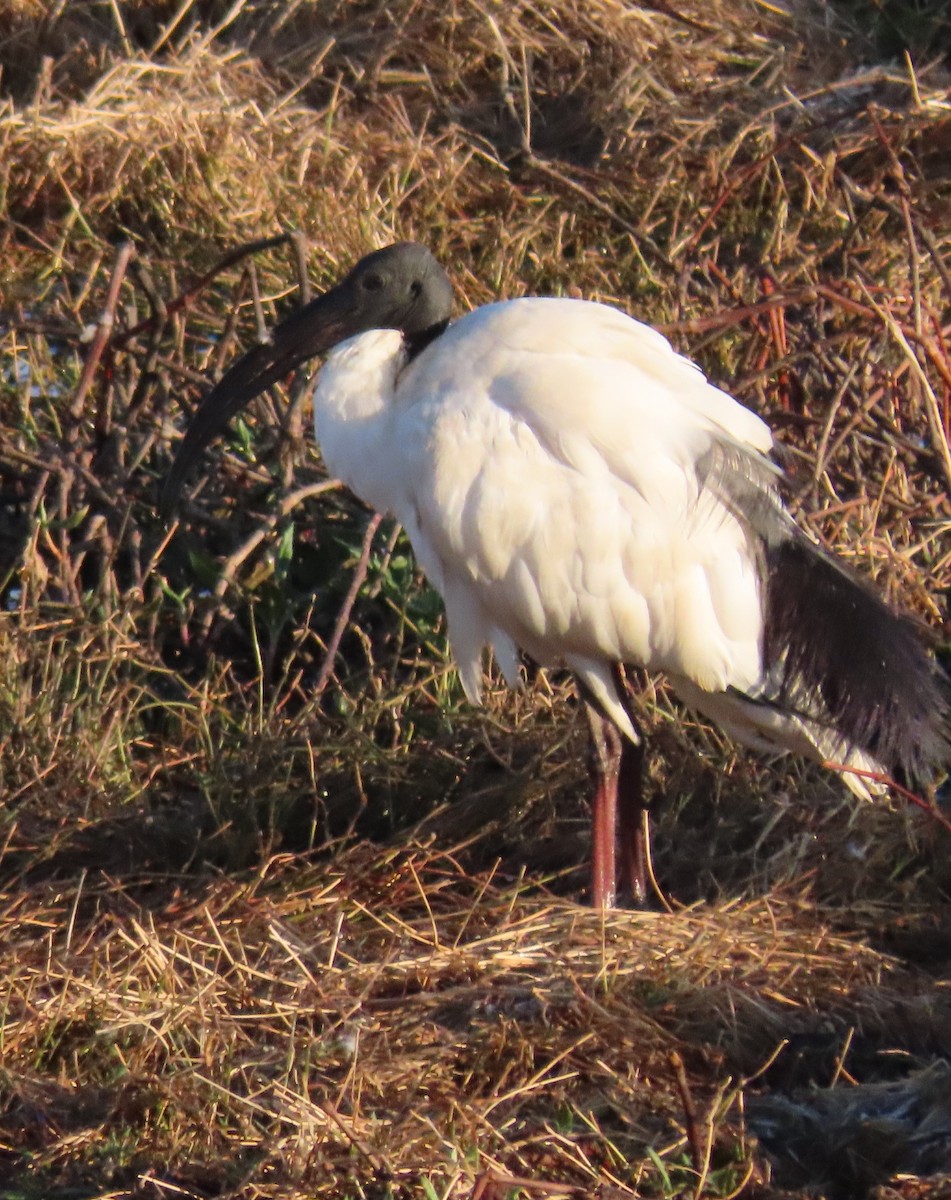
[162,242,951,907]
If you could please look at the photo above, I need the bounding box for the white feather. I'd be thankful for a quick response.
[312,297,883,779]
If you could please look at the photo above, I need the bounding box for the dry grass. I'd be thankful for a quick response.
[1,846,944,1200]
[1,0,951,1196]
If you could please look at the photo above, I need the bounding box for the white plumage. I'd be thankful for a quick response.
[163,242,950,906]
[315,300,874,786]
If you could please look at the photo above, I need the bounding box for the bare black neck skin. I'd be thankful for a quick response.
[405,318,450,362]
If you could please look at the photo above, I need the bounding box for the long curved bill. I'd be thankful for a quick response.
[160,286,357,520]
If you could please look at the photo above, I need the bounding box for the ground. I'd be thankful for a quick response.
[1,2,950,1197]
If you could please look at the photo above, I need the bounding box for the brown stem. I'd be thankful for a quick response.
[70,240,136,420]
[313,512,384,700]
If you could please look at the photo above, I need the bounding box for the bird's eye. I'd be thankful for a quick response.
[409,280,423,298]
[362,273,384,292]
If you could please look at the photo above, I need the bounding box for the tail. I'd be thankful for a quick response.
[763,536,951,789]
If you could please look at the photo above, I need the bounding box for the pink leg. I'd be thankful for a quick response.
[586,706,622,908]
[586,705,648,908]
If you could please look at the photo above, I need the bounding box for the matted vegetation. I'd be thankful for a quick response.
[1,1,950,1197]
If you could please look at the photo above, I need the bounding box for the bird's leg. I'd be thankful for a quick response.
[617,738,648,906]
[585,690,649,908]
[585,704,623,908]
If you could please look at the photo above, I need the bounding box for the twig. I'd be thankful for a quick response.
[760,270,792,410]
[814,282,951,393]
[829,1026,856,1088]
[670,1050,707,1195]
[70,240,135,419]
[642,807,674,914]
[471,1170,585,1199]
[526,153,671,274]
[856,280,951,489]
[289,229,312,304]
[249,258,268,344]
[679,146,779,257]
[313,512,383,700]
[837,165,951,312]
[822,761,951,836]
[111,232,303,351]
[656,287,814,337]
[198,479,342,636]
[811,357,860,485]
[212,271,252,378]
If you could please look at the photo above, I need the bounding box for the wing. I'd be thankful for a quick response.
[390,298,785,724]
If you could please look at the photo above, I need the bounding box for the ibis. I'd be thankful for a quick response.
[162,242,951,907]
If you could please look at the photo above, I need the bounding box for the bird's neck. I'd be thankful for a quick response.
[313,328,408,513]
[406,318,449,361]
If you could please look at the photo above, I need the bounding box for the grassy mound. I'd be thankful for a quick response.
[1,1,950,1196]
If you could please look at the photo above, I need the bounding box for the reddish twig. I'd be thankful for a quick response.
[111,232,304,351]
[670,1050,705,1190]
[822,761,951,836]
[70,240,135,418]
[761,271,792,411]
[471,1170,586,1199]
[656,288,814,337]
[313,512,384,700]
[925,303,951,443]
[683,147,779,255]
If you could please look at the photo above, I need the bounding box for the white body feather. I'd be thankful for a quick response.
[314,298,881,794]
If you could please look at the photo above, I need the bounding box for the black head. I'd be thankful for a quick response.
[334,242,453,351]
[160,242,453,518]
